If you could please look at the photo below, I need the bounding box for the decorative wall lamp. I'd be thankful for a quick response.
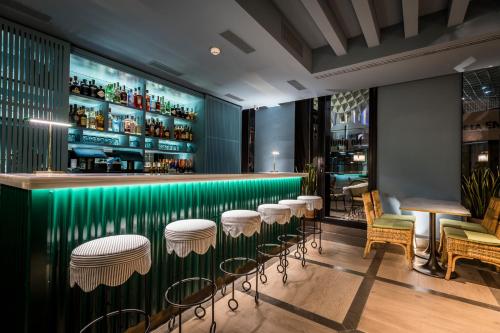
[477,151,488,163]
[29,118,71,172]
[353,152,366,162]
[272,150,280,172]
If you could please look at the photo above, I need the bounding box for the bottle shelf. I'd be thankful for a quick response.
[68,142,143,151]
[145,110,196,123]
[69,127,142,137]
[70,93,143,113]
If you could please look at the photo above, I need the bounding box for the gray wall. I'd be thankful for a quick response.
[377,74,462,236]
[255,103,295,172]
[200,96,242,173]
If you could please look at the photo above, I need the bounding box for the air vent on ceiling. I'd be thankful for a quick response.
[1,0,51,22]
[149,61,183,76]
[220,30,255,54]
[281,21,303,58]
[315,32,500,79]
[224,93,244,102]
[287,80,306,91]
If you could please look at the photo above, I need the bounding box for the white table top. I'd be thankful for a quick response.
[342,182,368,195]
[400,197,470,216]
[0,172,305,190]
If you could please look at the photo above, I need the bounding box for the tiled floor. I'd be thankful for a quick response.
[154,224,500,333]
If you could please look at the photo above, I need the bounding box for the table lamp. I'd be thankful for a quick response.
[29,118,71,173]
[272,150,280,172]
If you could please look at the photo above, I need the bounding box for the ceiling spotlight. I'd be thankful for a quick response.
[482,86,488,90]
[210,47,221,56]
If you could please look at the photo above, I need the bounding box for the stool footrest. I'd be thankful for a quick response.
[219,257,258,276]
[165,277,217,309]
[80,308,151,333]
[257,243,284,258]
[297,226,323,235]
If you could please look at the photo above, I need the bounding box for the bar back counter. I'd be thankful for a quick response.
[0,172,303,332]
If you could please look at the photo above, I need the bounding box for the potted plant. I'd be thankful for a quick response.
[302,163,318,218]
[462,167,500,221]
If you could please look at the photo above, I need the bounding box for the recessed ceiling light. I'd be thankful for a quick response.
[210,47,221,56]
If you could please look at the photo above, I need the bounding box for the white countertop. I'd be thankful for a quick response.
[0,172,305,190]
[400,197,470,216]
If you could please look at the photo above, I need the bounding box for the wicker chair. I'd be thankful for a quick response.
[438,197,500,253]
[442,197,500,280]
[362,192,414,269]
[371,190,416,223]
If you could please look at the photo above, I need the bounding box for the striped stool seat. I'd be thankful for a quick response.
[221,210,262,238]
[70,234,151,293]
[258,204,291,225]
[165,219,217,258]
[297,195,323,211]
[278,199,307,218]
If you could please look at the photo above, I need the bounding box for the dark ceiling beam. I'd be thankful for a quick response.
[351,0,380,47]
[448,0,470,27]
[300,0,347,56]
[402,0,419,38]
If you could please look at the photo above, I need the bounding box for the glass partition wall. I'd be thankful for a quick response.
[462,66,500,181]
[328,89,370,224]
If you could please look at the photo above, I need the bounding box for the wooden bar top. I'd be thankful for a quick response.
[0,172,305,190]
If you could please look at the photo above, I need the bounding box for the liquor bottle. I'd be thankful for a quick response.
[70,76,80,94]
[136,87,143,109]
[96,111,105,131]
[80,79,90,96]
[128,89,133,107]
[189,127,193,141]
[166,101,171,116]
[164,126,170,139]
[114,83,121,103]
[160,96,165,113]
[156,96,161,112]
[146,90,151,112]
[89,80,98,98]
[68,104,74,124]
[69,77,73,93]
[105,83,113,101]
[97,85,105,99]
[120,86,128,105]
[112,114,121,133]
[108,108,112,130]
[154,119,160,137]
[72,104,80,125]
[149,118,155,137]
[124,116,131,133]
[79,107,88,128]
[129,116,136,134]
[88,107,96,129]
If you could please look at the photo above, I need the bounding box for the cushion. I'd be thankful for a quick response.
[440,218,488,233]
[258,204,291,225]
[373,218,413,230]
[382,213,416,223]
[464,231,500,246]
[444,227,500,246]
[297,195,323,210]
[164,219,217,257]
[221,210,261,238]
[278,199,307,218]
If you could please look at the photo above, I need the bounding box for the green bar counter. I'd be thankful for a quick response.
[0,173,303,333]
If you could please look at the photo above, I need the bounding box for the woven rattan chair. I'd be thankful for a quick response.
[362,192,414,269]
[438,197,500,253]
[442,197,500,280]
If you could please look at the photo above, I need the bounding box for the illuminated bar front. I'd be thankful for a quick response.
[0,173,302,332]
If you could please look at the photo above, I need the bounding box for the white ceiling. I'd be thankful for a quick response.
[1,0,500,109]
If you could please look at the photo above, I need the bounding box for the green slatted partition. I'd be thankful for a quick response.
[0,17,69,172]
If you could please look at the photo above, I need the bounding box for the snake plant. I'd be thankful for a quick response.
[302,163,318,195]
[462,168,500,218]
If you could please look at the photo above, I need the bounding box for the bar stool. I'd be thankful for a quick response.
[257,204,292,283]
[220,210,262,310]
[297,195,324,254]
[278,199,308,267]
[69,234,152,333]
[164,219,217,333]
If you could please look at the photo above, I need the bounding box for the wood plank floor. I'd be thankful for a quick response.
[154,224,500,333]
